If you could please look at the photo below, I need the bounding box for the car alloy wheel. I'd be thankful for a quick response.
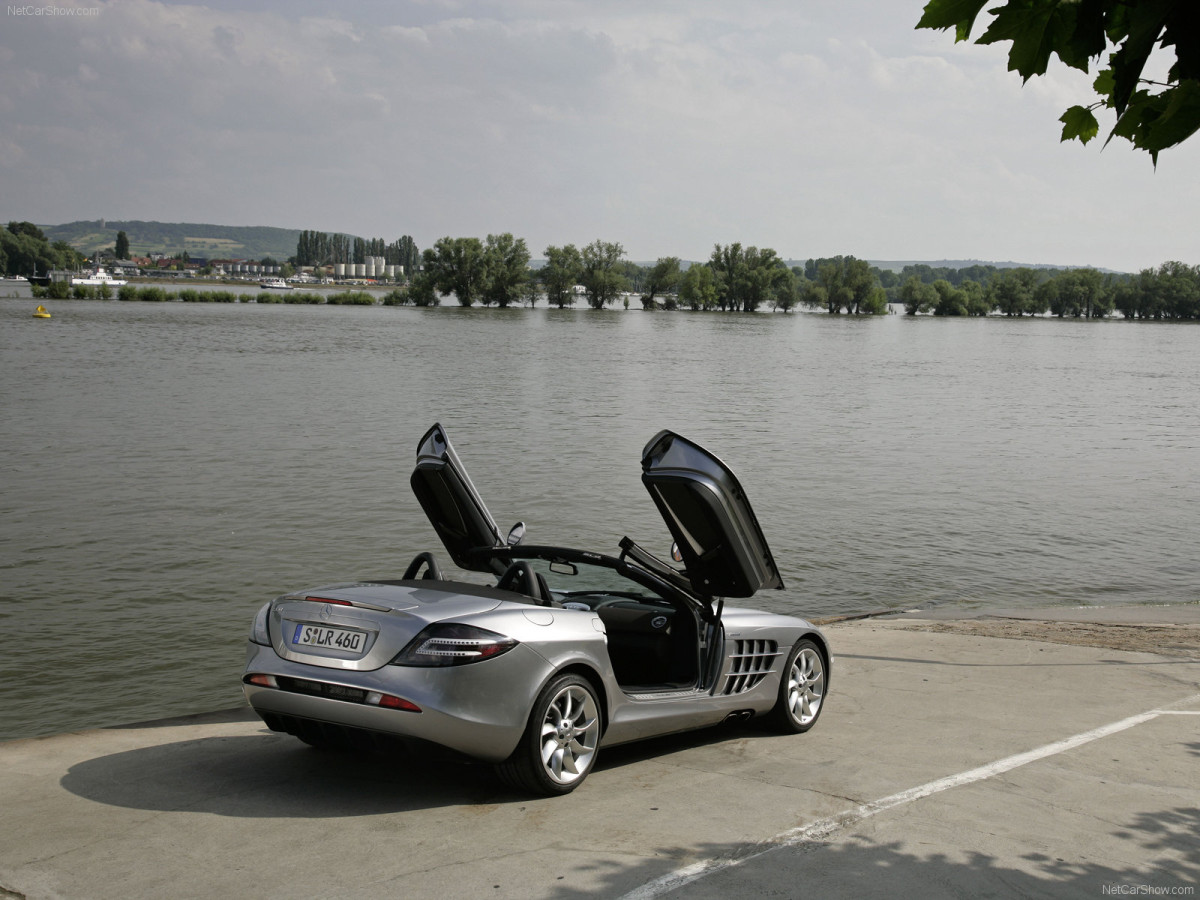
[498,673,601,795]
[768,638,826,733]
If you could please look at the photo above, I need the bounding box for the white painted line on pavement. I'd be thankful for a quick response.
[620,693,1200,900]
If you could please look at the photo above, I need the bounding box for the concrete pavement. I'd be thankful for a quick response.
[2,607,1198,899]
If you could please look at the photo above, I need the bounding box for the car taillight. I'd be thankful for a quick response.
[250,603,272,645]
[390,623,518,667]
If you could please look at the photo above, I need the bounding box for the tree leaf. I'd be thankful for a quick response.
[977,1,1073,79]
[1144,79,1200,151]
[1109,0,1172,113]
[1059,0,1109,70]
[1092,67,1116,102]
[1161,3,1200,82]
[1060,105,1100,144]
[916,0,990,41]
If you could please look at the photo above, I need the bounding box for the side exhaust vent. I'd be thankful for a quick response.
[722,639,781,695]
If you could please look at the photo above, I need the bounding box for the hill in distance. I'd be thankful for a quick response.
[36,220,1110,273]
[40,220,310,261]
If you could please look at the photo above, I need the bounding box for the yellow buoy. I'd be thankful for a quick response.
[33,305,51,319]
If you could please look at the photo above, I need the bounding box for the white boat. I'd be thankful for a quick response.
[259,278,292,290]
[72,267,127,287]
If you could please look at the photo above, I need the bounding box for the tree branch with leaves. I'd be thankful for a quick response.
[917,0,1200,163]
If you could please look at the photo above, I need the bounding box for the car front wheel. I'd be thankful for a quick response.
[767,638,826,733]
[497,673,601,795]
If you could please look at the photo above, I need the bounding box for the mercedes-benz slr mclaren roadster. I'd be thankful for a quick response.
[243,424,830,795]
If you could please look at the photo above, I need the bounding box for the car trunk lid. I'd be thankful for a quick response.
[269,580,505,670]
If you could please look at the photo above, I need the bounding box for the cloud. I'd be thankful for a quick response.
[1,0,1197,271]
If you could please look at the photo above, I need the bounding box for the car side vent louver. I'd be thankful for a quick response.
[722,639,780,694]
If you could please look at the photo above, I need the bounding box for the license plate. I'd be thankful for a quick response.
[292,623,366,652]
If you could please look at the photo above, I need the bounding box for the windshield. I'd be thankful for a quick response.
[520,558,667,605]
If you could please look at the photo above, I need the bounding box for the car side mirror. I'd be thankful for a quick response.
[507,522,526,547]
[670,542,683,563]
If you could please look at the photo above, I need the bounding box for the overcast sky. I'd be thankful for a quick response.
[3,0,1196,272]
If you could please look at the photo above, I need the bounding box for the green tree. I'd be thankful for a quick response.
[931,279,968,316]
[900,275,938,315]
[480,233,530,308]
[387,235,420,278]
[679,263,719,311]
[709,243,746,311]
[860,285,890,315]
[709,244,793,312]
[1151,260,1200,319]
[772,269,803,312]
[917,0,1200,162]
[423,237,486,306]
[520,276,541,308]
[7,221,45,242]
[542,244,583,308]
[579,240,628,309]
[641,257,681,309]
[1,224,80,277]
[408,273,440,307]
[989,267,1045,316]
[741,248,792,312]
[618,261,648,294]
[960,279,993,316]
[1043,268,1107,318]
[114,230,130,259]
[810,256,887,314]
[875,268,901,290]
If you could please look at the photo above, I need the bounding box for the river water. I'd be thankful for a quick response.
[2,295,1197,740]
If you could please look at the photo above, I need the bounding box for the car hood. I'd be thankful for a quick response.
[640,430,783,598]
[410,423,505,573]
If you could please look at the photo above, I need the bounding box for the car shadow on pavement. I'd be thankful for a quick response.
[60,716,772,815]
[59,730,502,816]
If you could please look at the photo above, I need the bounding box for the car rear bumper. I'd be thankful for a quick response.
[242,641,554,762]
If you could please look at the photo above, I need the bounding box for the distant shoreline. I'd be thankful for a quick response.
[14,285,1200,321]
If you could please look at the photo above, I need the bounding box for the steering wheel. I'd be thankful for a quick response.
[402,551,443,581]
[496,561,551,606]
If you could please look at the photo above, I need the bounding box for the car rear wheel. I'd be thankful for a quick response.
[497,673,601,795]
[767,639,826,733]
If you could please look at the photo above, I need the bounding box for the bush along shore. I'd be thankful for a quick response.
[30,283,394,306]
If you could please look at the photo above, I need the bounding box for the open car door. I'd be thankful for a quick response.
[410,423,506,574]
[641,430,783,599]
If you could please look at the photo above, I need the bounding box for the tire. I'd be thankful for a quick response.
[766,638,827,733]
[497,673,602,796]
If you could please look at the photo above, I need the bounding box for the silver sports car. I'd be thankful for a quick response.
[243,424,830,795]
